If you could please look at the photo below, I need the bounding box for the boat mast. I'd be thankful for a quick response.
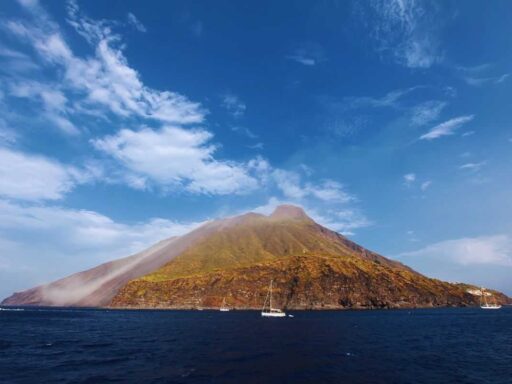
[270,280,273,311]
[262,284,270,312]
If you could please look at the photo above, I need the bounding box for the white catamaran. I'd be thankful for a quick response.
[261,280,286,317]
[480,287,502,310]
[220,297,230,312]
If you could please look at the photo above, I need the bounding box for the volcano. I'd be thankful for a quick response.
[2,205,509,309]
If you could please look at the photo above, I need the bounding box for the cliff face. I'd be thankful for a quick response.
[111,255,491,310]
[4,204,510,309]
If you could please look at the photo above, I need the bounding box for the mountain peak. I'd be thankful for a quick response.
[270,204,310,220]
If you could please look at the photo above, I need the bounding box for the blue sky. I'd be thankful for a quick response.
[1,0,512,298]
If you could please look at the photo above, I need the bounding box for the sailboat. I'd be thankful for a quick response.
[220,297,230,312]
[261,280,286,317]
[480,287,502,310]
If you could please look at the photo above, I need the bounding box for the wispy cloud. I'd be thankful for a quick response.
[345,87,417,110]
[287,43,325,66]
[464,74,509,87]
[420,180,432,191]
[248,142,264,150]
[403,173,416,186]
[231,126,257,139]
[272,169,353,203]
[127,12,146,33]
[8,80,79,135]
[250,197,371,236]
[357,0,442,68]
[222,93,246,118]
[420,115,474,140]
[457,64,509,87]
[402,173,432,191]
[288,55,316,66]
[0,120,17,144]
[410,100,447,126]
[461,130,475,137]
[6,0,205,128]
[459,161,486,171]
[0,45,39,73]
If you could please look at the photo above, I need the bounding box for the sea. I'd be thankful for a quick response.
[0,306,511,384]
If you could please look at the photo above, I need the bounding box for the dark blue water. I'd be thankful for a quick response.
[0,307,511,383]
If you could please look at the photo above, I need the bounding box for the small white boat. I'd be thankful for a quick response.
[480,287,502,310]
[220,297,230,312]
[261,280,286,318]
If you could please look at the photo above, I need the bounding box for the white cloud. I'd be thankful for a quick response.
[459,161,486,171]
[127,12,146,33]
[231,126,257,139]
[272,170,305,199]
[403,173,416,186]
[92,126,260,195]
[288,55,316,66]
[420,115,474,140]
[222,93,246,118]
[461,130,475,137]
[345,87,417,110]
[250,197,371,235]
[0,46,31,60]
[8,80,79,135]
[0,147,90,201]
[410,101,447,126]
[0,45,39,73]
[398,235,512,267]
[287,42,325,66]
[0,121,17,144]
[248,142,264,150]
[359,0,441,68]
[456,64,509,87]
[272,169,353,203]
[322,209,372,235]
[420,180,432,191]
[464,74,509,87]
